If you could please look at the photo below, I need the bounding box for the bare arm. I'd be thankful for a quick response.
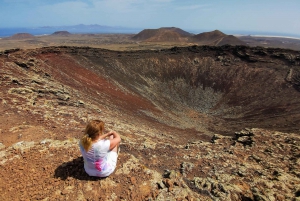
[103,131,121,150]
[100,132,112,140]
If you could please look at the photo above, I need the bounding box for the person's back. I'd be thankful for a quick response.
[79,120,121,177]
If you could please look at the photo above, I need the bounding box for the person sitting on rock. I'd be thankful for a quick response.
[79,119,121,177]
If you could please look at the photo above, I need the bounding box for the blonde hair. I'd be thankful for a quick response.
[81,120,104,151]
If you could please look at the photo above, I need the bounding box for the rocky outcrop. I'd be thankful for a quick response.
[286,68,300,91]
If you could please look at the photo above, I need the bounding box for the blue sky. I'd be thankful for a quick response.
[0,0,299,36]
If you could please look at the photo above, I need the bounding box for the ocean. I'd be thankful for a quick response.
[0,27,57,37]
[0,26,142,38]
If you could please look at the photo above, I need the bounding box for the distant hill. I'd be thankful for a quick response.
[133,28,246,46]
[191,30,246,46]
[51,31,72,36]
[216,35,247,46]
[191,30,226,43]
[132,27,193,42]
[7,33,35,40]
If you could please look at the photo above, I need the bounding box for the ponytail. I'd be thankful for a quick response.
[81,120,104,151]
[81,134,93,151]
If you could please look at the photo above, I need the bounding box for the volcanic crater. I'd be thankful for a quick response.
[9,45,299,136]
[1,45,300,200]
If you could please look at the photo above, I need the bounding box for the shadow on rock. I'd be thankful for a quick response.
[54,157,106,181]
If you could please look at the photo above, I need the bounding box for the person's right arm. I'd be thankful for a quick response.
[107,131,121,150]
